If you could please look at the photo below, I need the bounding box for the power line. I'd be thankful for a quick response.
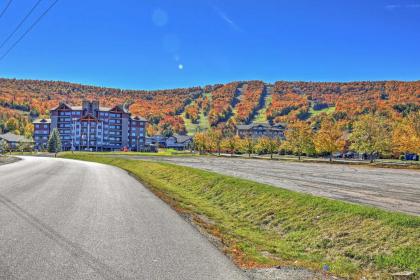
[0,0,43,49]
[0,0,59,62]
[0,0,13,19]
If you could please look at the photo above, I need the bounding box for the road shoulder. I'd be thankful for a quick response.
[0,156,20,166]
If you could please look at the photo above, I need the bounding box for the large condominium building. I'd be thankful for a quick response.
[33,100,147,151]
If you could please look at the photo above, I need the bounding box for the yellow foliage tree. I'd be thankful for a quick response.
[256,137,281,159]
[24,123,34,139]
[221,135,240,155]
[193,132,207,154]
[240,137,256,157]
[282,121,314,160]
[350,114,392,162]
[314,118,346,162]
[392,111,420,155]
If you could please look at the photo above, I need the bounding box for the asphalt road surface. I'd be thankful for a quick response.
[0,157,247,280]
[130,156,420,216]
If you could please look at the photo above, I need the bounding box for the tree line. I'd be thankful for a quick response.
[193,111,420,162]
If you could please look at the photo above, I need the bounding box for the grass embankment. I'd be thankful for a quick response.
[60,154,420,279]
[60,149,196,157]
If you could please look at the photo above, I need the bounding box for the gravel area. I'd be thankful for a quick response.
[126,156,420,215]
[245,267,340,280]
[0,156,20,166]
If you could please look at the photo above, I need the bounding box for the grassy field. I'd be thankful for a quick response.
[60,154,419,279]
[254,95,272,123]
[309,104,336,116]
[182,98,211,135]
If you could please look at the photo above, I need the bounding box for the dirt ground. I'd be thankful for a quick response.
[127,156,420,216]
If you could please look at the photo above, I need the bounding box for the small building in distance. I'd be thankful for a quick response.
[33,100,147,151]
[33,118,51,150]
[236,122,286,139]
[146,134,192,150]
[166,134,193,150]
[0,132,34,150]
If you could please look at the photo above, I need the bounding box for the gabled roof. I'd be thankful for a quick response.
[33,118,51,124]
[79,114,99,122]
[236,122,286,131]
[0,132,33,143]
[173,134,192,143]
[110,105,128,113]
[236,123,270,130]
[51,102,72,111]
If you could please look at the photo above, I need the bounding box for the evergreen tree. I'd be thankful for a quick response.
[48,128,62,156]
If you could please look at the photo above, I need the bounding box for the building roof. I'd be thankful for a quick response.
[33,118,51,124]
[173,134,192,143]
[131,116,147,122]
[50,101,145,118]
[236,122,286,131]
[51,104,112,112]
[0,132,33,143]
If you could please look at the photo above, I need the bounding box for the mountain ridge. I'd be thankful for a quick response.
[0,78,419,136]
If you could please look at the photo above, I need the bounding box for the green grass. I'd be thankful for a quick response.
[254,95,272,123]
[182,95,211,135]
[183,111,210,135]
[59,148,196,157]
[60,154,420,279]
[309,104,336,117]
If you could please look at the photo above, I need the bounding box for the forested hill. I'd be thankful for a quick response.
[0,78,419,136]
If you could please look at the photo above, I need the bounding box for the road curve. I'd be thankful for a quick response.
[128,156,420,216]
[0,157,247,280]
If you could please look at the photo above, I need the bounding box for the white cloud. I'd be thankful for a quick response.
[213,6,243,32]
[152,8,168,27]
[385,4,401,9]
[385,3,420,10]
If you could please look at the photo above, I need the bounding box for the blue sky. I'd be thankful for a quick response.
[0,0,419,90]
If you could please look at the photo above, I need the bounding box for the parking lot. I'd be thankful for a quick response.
[129,156,420,215]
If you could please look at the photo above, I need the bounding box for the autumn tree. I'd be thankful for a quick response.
[240,137,256,157]
[208,130,223,155]
[256,137,281,159]
[193,132,208,154]
[24,123,34,139]
[282,121,314,160]
[392,111,420,155]
[350,114,392,162]
[5,118,18,132]
[314,117,346,162]
[222,135,240,155]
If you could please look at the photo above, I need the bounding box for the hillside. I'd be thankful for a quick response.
[0,78,419,136]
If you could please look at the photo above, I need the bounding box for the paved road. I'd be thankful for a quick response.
[0,157,247,280]
[129,156,420,215]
